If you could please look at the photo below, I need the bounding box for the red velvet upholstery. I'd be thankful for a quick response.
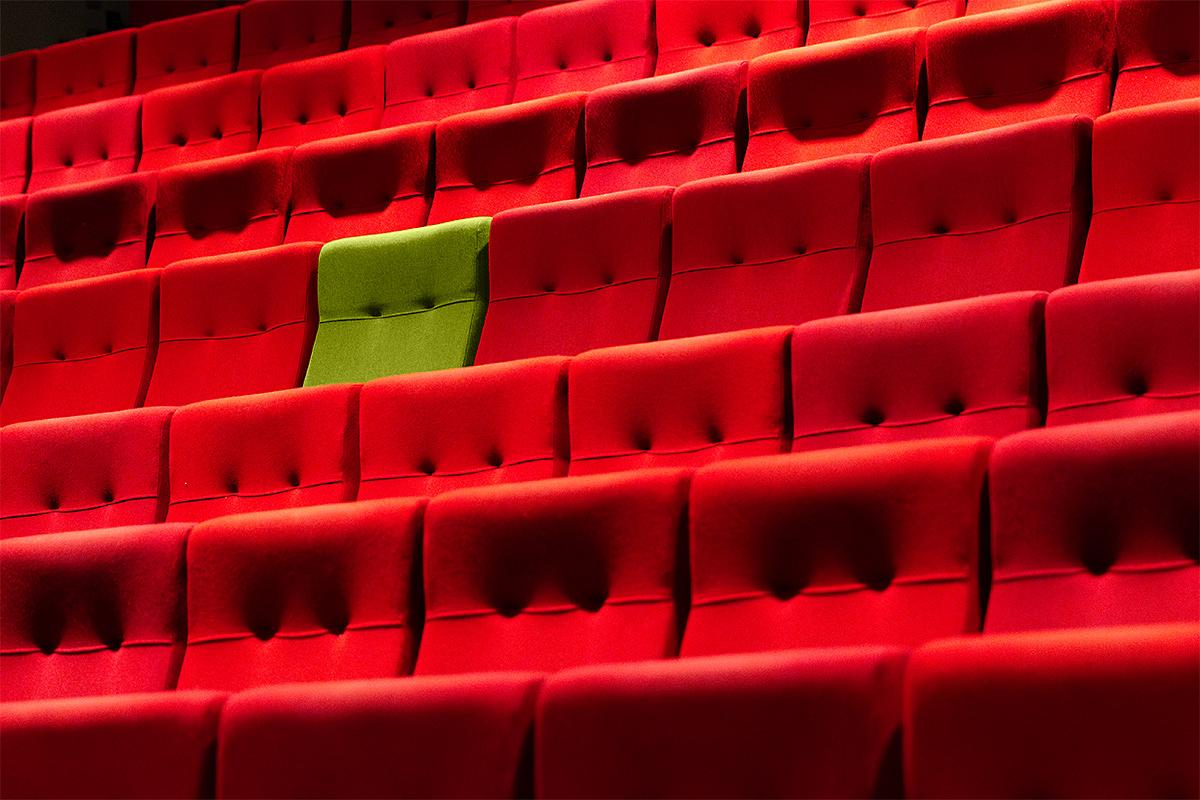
[655,0,803,76]
[863,116,1091,311]
[259,47,386,149]
[0,691,228,798]
[476,188,672,363]
[358,357,568,499]
[145,243,320,406]
[685,437,991,656]
[568,327,791,475]
[0,408,173,539]
[512,0,654,102]
[349,0,463,47]
[1080,100,1199,282]
[924,0,1116,139]
[1,52,35,120]
[0,117,29,195]
[0,290,14,391]
[149,147,292,268]
[807,0,961,44]
[428,93,585,224]
[383,18,516,127]
[177,498,423,691]
[139,72,262,172]
[1,270,159,425]
[0,524,188,701]
[20,172,155,288]
[906,624,1200,798]
[237,0,345,70]
[581,61,747,197]
[467,0,564,21]
[166,384,360,522]
[219,673,542,799]
[0,196,22,290]
[1113,0,1200,110]
[661,156,870,339]
[988,412,1200,632]
[538,647,908,798]
[744,29,923,170]
[134,6,239,93]
[417,468,690,674]
[285,124,433,243]
[791,292,1046,452]
[28,96,140,193]
[34,30,134,115]
[1046,271,1200,426]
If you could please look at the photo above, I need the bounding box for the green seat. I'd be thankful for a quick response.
[304,218,491,386]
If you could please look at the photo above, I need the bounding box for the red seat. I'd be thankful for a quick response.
[654,0,804,76]
[1113,0,1200,110]
[259,48,386,149]
[237,0,345,71]
[467,0,564,21]
[349,0,463,47]
[133,6,239,93]
[807,0,962,45]
[139,72,263,172]
[0,196,22,290]
[0,117,29,195]
[1,52,35,120]
[27,96,140,193]
[34,30,134,115]
[0,289,14,391]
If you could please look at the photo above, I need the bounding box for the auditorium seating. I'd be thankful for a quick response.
[1045,271,1200,426]
[27,96,140,193]
[303,218,490,385]
[987,412,1200,632]
[382,18,516,127]
[139,72,262,172]
[19,172,155,288]
[165,383,360,522]
[258,48,386,149]
[0,196,22,289]
[511,0,655,102]
[0,117,29,195]
[791,292,1045,452]
[863,116,1090,311]
[660,155,870,339]
[1080,99,1199,282]
[654,0,803,76]
[357,356,568,499]
[33,30,134,115]
[906,624,1200,798]
[581,61,747,197]
[0,290,14,391]
[349,0,463,47]
[1112,0,1200,110]
[806,0,962,45]
[1,52,35,119]
[237,0,344,71]
[133,6,239,93]
[1,270,158,425]
[415,468,690,674]
[144,243,320,407]
[0,407,173,539]
[467,0,565,21]
[475,187,672,363]
[285,124,434,243]
[744,28,923,170]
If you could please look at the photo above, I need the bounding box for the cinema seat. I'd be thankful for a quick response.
[237,0,345,71]
[176,499,423,691]
[468,0,564,21]
[660,156,871,339]
[219,674,542,799]
[383,18,516,127]
[0,117,29,195]
[987,412,1200,632]
[655,0,803,76]
[791,292,1045,452]
[511,0,655,102]
[285,124,433,243]
[27,96,140,193]
[1,270,159,425]
[924,0,1115,139]
[807,0,961,44]
[133,6,239,93]
[149,147,292,268]
[1046,271,1200,426]
[906,624,1200,799]
[144,243,320,407]
[19,172,155,289]
[166,383,360,522]
[305,218,490,385]
[417,468,690,674]
[0,290,14,391]
[1113,0,1200,110]
[0,691,228,799]
[350,0,463,47]
[1,52,35,119]
[359,357,567,499]
[475,187,673,363]
[427,93,585,224]
[538,648,908,799]
[0,407,172,539]
[744,29,923,170]
[0,196,22,289]
[581,61,746,197]
[1080,100,1199,282]
[863,116,1091,311]
[0,524,188,700]
[568,327,791,475]
[258,48,386,149]
[139,72,262,172]
[33,30,134,115]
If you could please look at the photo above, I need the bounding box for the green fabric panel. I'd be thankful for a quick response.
[304,217,491,386]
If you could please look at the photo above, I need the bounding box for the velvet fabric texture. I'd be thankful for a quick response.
[1,52,35,120]
[0,196,23,289]
[236,0,345,71]
[349,0,463,48]
[806,0,962,45]
[33,30,134,115]
[1112,0,1200,110]
[139,72,262,172]
[654,0,803,75]
[0,117,30,195]
[28,96,140,193]
[134,6,239,93]
[258,48,386,149]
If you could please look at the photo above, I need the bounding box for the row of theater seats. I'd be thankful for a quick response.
[2,269,1196,535]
